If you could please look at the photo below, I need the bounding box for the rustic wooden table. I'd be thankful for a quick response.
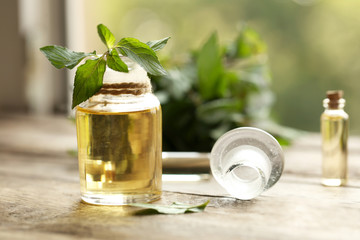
[1,114,360,240]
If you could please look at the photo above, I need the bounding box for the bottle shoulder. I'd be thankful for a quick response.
[77,93,160,113]
[321,109,349,120]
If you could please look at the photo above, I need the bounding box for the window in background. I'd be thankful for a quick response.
[0,0,26,112]
[18,0,67,114]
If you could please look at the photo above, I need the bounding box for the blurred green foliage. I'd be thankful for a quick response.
[152,27,296,151]
[85,0,360,135]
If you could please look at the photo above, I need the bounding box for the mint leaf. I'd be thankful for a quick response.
[146,37,171,51]
[97,24,116,49]
[130,200,210,215]
[116,37,167,76]
[72,58,106,108]
[40,45,94,69]
[107,49,128,72]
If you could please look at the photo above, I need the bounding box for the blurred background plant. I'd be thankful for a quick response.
[152,26,297,151]
[80,0,360,135]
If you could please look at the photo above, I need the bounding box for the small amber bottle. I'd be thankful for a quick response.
[321,90,348,186]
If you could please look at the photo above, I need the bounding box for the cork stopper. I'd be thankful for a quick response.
[325,90,345,109]
[327,90,343,101]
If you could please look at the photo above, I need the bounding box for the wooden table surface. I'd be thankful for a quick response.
[1,114,360,240]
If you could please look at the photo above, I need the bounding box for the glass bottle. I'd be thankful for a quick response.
[75,57,162,205]
[321,90,348,186]
[210,127,284,200]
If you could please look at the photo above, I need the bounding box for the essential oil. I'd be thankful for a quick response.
[321,90,348,186]
[76,105,162,204]
[76,58,162,205]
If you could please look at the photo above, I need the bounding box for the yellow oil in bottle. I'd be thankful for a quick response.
[321,114,348,186]
[76,106,162,204]
[321,90,348,187]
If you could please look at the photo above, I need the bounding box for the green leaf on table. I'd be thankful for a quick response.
[72,57,106,108]
[116,37,167,76]
[146,37,171,51]
[97,24,116,49]
[107,49,128,72]
[130,200,210,215]
[40,45,95,69]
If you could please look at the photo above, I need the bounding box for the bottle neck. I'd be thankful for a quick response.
[94,82,151,97]
[323,98,345,110]
[77,57,155,110]
[99,57,152,96]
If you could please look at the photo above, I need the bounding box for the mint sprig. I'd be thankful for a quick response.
[40,24,169,108]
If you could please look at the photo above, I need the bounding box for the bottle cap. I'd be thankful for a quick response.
[326,90,343,100]
[326,90,344,109]
[210,127,284,200]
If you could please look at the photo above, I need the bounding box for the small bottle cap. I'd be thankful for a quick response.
[325,90,344,109]
[326,90,343,100]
